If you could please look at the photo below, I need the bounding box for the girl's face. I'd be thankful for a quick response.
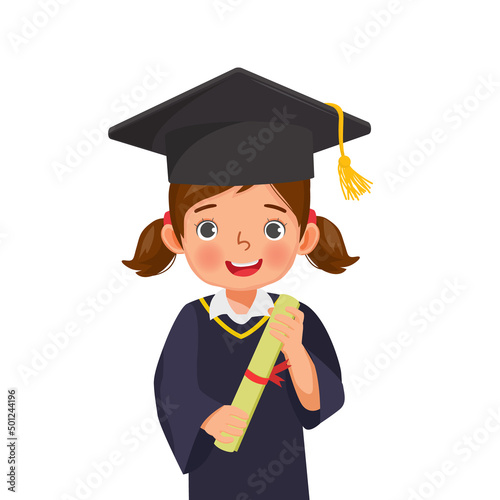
[163,184,319,292]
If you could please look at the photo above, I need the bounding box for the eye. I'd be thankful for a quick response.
[196,220,218,241]
[264,219,286,241]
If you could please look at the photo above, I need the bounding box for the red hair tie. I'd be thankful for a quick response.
[164,211,171,225]
[308,209,317,225]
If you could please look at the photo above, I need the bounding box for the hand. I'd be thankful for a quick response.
[268,306,305,360]
[201,405,249,444]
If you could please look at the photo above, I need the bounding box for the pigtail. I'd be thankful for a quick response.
[122,219,176,277]
[306,216,359,274]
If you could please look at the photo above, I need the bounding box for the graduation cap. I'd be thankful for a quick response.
[109,68,372,200]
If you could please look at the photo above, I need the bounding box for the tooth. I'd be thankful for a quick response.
[231,260,259,267]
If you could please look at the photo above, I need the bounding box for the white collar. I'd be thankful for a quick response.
[209,289,274,325]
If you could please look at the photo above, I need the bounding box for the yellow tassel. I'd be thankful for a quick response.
[325,102,372,200]
[338,155,372,201]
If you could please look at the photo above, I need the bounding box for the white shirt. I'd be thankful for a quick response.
[209,289,274,325]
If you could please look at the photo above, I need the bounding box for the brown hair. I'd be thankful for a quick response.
[123,181,359,277]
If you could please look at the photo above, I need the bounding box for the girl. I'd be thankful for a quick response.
[110,68,371,499]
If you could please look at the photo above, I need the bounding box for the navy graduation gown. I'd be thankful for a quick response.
[154,293,345,499]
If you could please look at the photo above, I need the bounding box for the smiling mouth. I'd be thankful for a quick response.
[225,259,263,277]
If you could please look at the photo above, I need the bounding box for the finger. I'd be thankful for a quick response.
[228,406,249,420]
[285,307,304,323]
[273,314,298,330]
[222,425,245,437]
[215,433,234,444]
[270,322,293,336]
[227,416,248,429]
[267,307,274,316]
[270,330,288,342]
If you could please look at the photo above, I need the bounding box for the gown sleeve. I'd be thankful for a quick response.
[284,302,345,430]
[154,303,221,474]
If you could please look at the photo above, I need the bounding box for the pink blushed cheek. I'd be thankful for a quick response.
[193,244,223,275]
[263,241,292,271]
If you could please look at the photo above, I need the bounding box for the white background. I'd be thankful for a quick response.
[2,1,500,499]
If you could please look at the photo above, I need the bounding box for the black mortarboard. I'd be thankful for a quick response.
[109,68,372,199]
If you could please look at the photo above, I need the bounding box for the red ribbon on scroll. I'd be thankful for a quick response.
[244,360,291,388]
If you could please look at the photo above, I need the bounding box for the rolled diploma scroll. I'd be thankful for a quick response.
[214,294,300,452]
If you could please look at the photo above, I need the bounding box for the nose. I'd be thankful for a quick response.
[237,231,251,251]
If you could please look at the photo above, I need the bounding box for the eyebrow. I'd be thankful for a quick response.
[264,204,287,213]
[194,203,217,213]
